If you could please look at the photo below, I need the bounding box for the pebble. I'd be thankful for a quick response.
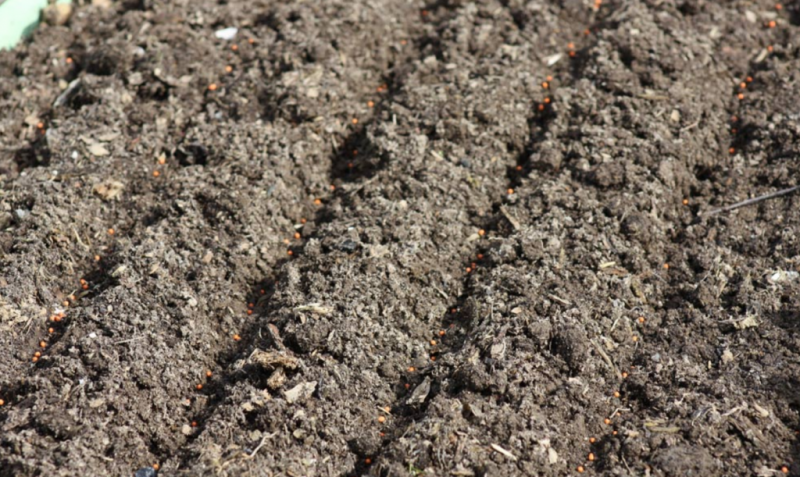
[134,467,157,477]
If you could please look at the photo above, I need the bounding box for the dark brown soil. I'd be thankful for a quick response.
[1,0,800,476]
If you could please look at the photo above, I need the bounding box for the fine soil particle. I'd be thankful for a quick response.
[1,0,799,476]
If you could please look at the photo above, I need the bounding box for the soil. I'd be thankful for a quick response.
[1,0,799,476]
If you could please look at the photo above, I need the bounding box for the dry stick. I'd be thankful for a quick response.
[704,184,800,216]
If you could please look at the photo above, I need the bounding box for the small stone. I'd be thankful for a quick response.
[214,27,238,40]
[721,349,734,364]
[92,0,113,7]
[43,3,73,26]
[284,381,316,404]
[548,447,558,464]
[181,424,193,435]
[134,466,158,477]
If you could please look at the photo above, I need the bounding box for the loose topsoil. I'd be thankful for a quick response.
[1,0,800,476]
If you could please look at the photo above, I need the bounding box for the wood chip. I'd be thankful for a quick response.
[88,143,110,157]
[499,205,520,230]
[92,180,125,201]
[733,315,758,330]
[752,403,770,418]
[294,303,332,315]
[450,466,475,476]
[267,368,287,389]
[249,349,299,370]
[489,443,517,461]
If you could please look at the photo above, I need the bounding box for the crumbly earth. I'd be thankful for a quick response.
[1,0,799,476]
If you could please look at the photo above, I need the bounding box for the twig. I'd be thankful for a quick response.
[243,432,278,460]
[591,339,620,378]
[705,185,800,216]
